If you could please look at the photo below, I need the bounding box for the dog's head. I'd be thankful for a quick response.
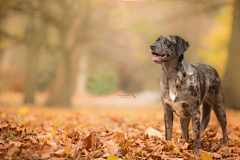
[150,35,189,64]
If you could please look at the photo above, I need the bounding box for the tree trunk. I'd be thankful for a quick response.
[46,63,64,106]
[46,31,72,107]
[61,50,72,107]
[75,48,88,94]
[23,47,39,103]
[223,0,240,109]
[23,17,43,104]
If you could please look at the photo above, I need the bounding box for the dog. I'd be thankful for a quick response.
[150,35,228,155]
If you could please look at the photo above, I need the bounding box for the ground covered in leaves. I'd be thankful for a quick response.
[0,106,240,160]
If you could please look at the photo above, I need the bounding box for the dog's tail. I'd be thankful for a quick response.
[200,102,211,133]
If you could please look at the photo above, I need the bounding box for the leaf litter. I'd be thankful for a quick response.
[0,106,240,159]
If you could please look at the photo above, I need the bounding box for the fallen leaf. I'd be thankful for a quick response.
[65,148,70,154]
[53,148,65,157]
[107,156,120,160]
[68,148,76,158]
[7,146,20,157]
[145,127,163,138]
[82,133,97,150]
[171,141,181,155]
[200,152,213,160]
[73,140,83,149]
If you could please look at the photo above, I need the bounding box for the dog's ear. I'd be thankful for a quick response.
[176,36,189,55]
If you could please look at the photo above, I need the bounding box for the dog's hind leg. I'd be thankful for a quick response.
[207,83,229,144]
[200,102,211,133]
[180,117,190,140]
[211,102,228,144]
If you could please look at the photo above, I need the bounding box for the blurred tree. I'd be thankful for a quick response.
[0,0,44,103]
[0,0,23,61]
[24,15,45,103]
[223,0,240,109]
[0,1,7,59]
[46,0,92,107]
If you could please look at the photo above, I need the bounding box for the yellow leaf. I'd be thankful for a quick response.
[56,117,62,127]
[123,140,132,149]
[107,156,120,160]
[65,148,70,154]
[171,141,181,155]
[50,130,56,136]
[18,107,29,115]
[0,113,6,118]
[63,130,68,137]
[201,152,213,160]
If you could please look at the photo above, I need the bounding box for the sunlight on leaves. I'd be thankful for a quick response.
[18,107,29,115]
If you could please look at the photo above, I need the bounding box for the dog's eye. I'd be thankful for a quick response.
[156,38,160,42]
[166,40,171,44]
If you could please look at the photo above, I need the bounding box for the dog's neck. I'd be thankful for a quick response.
[161,54,188,78]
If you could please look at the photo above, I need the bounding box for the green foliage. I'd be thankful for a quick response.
[86,71,117,95]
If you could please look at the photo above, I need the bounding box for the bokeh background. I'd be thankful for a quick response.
[0,0,239,110]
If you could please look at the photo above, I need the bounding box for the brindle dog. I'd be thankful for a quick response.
[150,35,228,155]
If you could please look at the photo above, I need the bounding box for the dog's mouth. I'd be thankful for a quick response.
[152,52,169,63]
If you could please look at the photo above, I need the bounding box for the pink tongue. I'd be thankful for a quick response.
[152,56,162,60]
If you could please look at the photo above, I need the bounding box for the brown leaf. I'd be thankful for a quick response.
[182,150,200,160]
[180,142,189,150]
[207,132,217,139]
[53,148,65,157]
[9,140,23,148]
[104,140,120,156]
[151,144,165,152]
[112,132,125,147]
[82,133,97,150]
[41,153,51,158]
[68,148,77,158]
[123,140,132,149]
[73,140,83,150]
[7,146,20,157]
[92,150,104,158]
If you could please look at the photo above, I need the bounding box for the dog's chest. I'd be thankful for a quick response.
[161,76,193,118]
[165,100,189,118]
[167,78,182,101]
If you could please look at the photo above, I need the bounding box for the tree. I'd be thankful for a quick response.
[46,0,92,107]
[0,0,44,103]
[223,0,240,109]
[24,15,45,103]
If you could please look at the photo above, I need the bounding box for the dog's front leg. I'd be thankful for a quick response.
[192,108,201,155]
[164,106,173,141]
[180,117,191,140]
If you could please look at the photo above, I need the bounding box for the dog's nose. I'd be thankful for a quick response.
[150,44,156,50]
